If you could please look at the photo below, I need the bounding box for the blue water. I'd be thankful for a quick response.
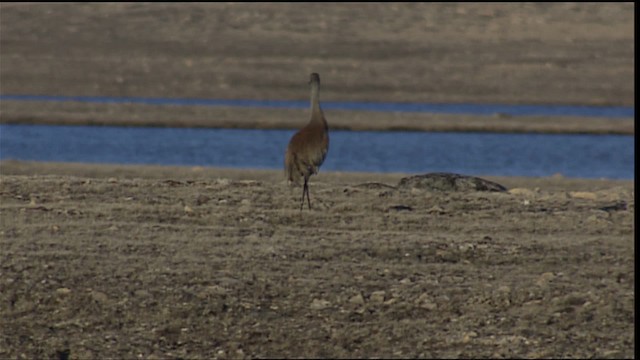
[0,124,634,179]
[0,94,634,118]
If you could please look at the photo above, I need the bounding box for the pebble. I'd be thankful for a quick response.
[90,290,109,303]
[462,331,478,343]
[569,191,598,200]
[535,272,556,287]
[508,188,536,197]
[348,294,365,305]
[56,287,72,296]
[370,290,386,304]
[310,298,330,310]
[427,205,446,214]
[415,293,437,310]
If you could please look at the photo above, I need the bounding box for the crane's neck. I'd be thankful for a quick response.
[309,81,325,124]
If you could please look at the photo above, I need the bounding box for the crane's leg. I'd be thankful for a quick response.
[299,180,306,211]
[305,180,312,210]
[300,176,311,210]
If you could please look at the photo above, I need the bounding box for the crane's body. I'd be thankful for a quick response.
[285,73,329,210]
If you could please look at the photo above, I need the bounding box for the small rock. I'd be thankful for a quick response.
[240,199,251,206]
[569,191,598,200]
[535,272,556,287]
[388,205,413,212]
[90,290,109,303]
[462,331,478,343]
[134,289,151,298]
[310,298,330,310]
[348,294,365,305]
[108,177,118,183]
[415,293,437,310]
[184,205,194,214]
[427,205,446,214]
[508,188,536,197]
[370,291,386,304]
[196,194,211,205]
[458,243,474,253]
[384,298,398,306]
[215,178,231,186]
[56,287,72,296]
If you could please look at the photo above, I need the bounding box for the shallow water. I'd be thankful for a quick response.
[0,124,634,179]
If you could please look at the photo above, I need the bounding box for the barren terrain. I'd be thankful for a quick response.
[0,161,635,358]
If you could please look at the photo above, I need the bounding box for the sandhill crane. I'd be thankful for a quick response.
[284,73,329,210]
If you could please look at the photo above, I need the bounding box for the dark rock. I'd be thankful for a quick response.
[397,173,507,192]
[599,201,627,212]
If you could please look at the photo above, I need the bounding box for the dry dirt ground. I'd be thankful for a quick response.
[0,161,635,359]
[0,3,635,134]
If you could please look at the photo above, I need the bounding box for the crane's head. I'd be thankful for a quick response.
[309,73,320,85]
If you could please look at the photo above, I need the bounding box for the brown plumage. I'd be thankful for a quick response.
[285,73,329,210]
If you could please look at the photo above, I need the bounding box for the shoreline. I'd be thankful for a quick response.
[1,160,633,191]
[0,101,634,135]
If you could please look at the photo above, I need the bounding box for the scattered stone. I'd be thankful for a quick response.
[388,205,413,212]
[536,272,556,287]
[56,287,72,296]
[427,205,446,214]
[164,179,184,186]
[348,294,365,305]
[462,331,478,343]
[196,194,211,205]
[370,290,386,304]
[236,180,261,187]
[599,201,627,212]
[415,293,437,310]
[398,173,507,192]
[108,177,118,183]
[134,289,151,298]
[354,182,397,190]
[383,298,398,306]
[508,188,537,197]
[458,243,475,253]
[310,298,330,310]
[569,191,598,200]
[184,205,194,214]
[90,290,109,304]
